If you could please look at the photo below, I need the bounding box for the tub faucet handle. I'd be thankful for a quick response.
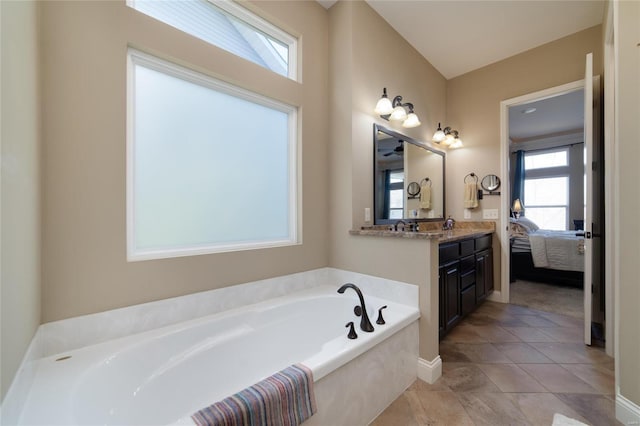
[345,321,358,339]
[376,305,388,325]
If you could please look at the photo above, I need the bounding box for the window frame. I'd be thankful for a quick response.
[126,48,300,262]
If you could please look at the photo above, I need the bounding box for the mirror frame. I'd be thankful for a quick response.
[481,174,501,192]
[373,124,446,224]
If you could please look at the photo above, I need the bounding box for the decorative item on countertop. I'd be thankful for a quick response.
[463,173,479,209]
[419,177,432,209]
[443,216,455,231]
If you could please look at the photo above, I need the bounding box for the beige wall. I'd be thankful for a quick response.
[0,1,42,400]
[446,25,603,296]
[614,0,640,407]
[39,1,329,321]
[328,0,447,361]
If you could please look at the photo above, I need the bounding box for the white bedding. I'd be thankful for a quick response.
[528,230,585,272]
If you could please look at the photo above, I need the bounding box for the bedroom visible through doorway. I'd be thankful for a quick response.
[500,66,605,348]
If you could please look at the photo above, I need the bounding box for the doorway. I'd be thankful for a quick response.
[499,76,605,347]
[508,89,586,319]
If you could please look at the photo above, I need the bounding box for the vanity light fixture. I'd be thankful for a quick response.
[432,123,463,148]
[374,88,421,128]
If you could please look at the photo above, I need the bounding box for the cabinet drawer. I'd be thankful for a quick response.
[439,243,459,264]
[460,239,475,256]
[461,285,476,316]
[461,270,475,290]
[460,255,475,273]
[475,235,492,251]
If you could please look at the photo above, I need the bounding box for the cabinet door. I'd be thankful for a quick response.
[484,248,494,295]
[475,251,487,302]
[444,261,461,329]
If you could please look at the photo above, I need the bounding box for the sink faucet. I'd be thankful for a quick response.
[394,220,407,231]
[337,283,375,332]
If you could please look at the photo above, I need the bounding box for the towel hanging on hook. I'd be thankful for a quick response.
[419,178,432,209]
[463,173,479,209]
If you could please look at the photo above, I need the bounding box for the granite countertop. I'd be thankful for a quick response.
[350,221,495,242]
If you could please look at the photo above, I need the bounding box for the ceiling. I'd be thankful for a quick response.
[317,0,601,141]
[509,89,584,142]
[318,0,605,79]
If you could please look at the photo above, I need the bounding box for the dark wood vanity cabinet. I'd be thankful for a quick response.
[439,234,493,339]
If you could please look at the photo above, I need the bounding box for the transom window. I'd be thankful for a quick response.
[127,0,297,80]
[127,49,298,261]
[524,148,568,170]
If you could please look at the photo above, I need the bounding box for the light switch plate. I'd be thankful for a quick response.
[364,207,371,222]
[483,209,499,219]
[464,209,471,219]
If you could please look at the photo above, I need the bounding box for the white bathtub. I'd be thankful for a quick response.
[18,284,419,425]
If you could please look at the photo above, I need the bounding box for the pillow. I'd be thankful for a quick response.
[509,220,530,237]
[517,216,540,232]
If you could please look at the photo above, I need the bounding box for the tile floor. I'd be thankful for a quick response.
[372,301,619,426]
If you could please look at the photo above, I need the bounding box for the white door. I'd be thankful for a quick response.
[582,53,593,345]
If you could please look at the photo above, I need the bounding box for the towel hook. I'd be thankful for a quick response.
[420,177,432,187]
[464,172,478,184]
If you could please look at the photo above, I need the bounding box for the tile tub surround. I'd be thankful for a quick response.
[37,268,417,358]
[2,268,419,425]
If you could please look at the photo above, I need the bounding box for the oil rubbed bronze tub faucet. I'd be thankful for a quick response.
[337,283,375,332]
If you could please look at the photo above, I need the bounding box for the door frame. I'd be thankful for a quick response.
[499,79,585,305]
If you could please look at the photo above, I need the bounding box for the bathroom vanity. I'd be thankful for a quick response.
[438,232,493,338]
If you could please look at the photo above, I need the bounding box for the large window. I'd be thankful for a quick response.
[127,49,298,261]
[523,148,570,230]
[127,0,297,80]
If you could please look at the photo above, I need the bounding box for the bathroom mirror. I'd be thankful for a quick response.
[373,124,445,223]
[481,174,501,192]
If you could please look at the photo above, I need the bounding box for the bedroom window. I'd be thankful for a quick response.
[388,171,404,219]
[127,49,298,261]
[524,176,569,230]
[127,0,297,80]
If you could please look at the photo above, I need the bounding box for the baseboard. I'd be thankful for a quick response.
[487,290,504,303]
[417,356,442,384]
[616,393,640,425]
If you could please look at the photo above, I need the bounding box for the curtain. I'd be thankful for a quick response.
[512,150,525,213]
[383,170,391,219]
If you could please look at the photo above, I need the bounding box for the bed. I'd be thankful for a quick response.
[510,217,585,287]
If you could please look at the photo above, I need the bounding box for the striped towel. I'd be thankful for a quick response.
[191,364,317,426]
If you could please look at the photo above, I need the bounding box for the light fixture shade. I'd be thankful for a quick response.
[374,96,393,115]
[450,137,464,149]
[512,198,524,212]
[443,133,455,146]
[389,105,407,121]
[432,128,446,143]
[402,112,421,128]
